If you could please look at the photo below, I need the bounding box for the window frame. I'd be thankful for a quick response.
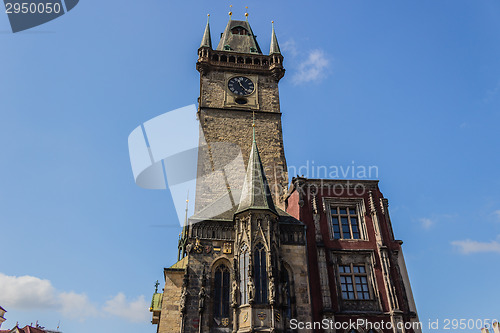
[323,198,367,241]
[330,206,361,240]
[239,245,249,305]
[283,265,293,320]
[338,263,371,300]
[253,242,268,304]
[213,263,230,318]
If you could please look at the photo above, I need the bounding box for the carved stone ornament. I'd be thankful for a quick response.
[231,280,239,307]
[194,238,203,254]
[248,278,255,303]
[198,286,206,312]
[269,277,276,304]
[179,287,188,313]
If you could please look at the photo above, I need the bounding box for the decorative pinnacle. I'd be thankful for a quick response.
[252,110,256,142]
[229,5,232,18]
[245,6,248,20]
[270,20,281,55]
[184,191,189,218]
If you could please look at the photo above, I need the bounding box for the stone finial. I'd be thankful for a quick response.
[493,321,500,333]
[200,14,212,49]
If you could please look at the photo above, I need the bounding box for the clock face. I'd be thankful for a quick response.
[228,76,255,96]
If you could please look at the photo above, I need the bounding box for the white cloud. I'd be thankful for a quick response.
[418,217,434,229]
[0,273,58,309]
[281,39,298,57]
[59,292,99,320]
[103,293,149,323]
[0,273,147,323]
[451,238,500,254]
[493,210,500,221]
[292,49,330,85]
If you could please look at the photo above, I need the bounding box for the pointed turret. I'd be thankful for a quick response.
[200,14,212,49]
[216,18,262,54]
[269,21,281,55]
[236,132,277,215]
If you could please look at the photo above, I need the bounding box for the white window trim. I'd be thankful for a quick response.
[323,197,368,241]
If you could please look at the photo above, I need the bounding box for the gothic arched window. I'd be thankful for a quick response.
[239,245,249,304]
[283,268,292,319]
[213,264,230,319]
[254,243,268,304]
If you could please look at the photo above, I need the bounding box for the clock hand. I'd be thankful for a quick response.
[237,81,252,93]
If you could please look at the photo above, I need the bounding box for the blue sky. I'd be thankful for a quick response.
[1,0,500,332]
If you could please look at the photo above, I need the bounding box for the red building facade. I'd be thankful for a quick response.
[286,177,420,333]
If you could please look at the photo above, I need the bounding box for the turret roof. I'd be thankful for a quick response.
[216,19,262,54]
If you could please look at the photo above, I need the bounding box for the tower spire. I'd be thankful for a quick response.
[200,14,212,49]
[269,20,281,55]
[177,192,190,261]
[236,131,277,215]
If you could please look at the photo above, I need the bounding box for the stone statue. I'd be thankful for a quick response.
[231,280,238,307]
[179,287,188,313]
[198,286,206,312]
[269,277,276,304]
[248,279,255,303]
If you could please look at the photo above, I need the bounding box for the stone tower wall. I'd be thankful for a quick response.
[200,71,281,113]
[196,108,288,212]
[195,70,288,214]
[159,269,184,333]
[281,244,312,332]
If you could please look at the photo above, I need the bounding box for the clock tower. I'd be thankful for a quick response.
[151,14,312,333]
[151,12,421,333]
[195,14,288,214]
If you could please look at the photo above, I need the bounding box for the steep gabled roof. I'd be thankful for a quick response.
[216,20,262,54]
[236,138,277,215]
